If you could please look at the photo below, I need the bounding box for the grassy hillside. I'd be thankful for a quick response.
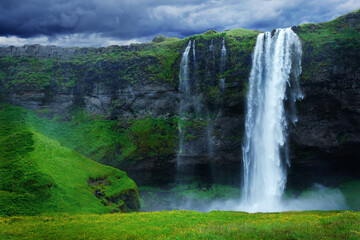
[24,108,178,168]
[0,211,359,239]
[297,9,360,43]
[296,8,360,82]
[0,104,140,216]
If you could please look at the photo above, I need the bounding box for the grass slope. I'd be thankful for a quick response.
[0,104,139,216]
[297,9,360,82]
[298,9,360,43]
[25,109,178,167]
[0,211,359,239]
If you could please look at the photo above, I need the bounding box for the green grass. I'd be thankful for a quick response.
[297,9,360,82]
[298,9,360,44]
[0,211,359,239]
[0,104,139,216]
[25,108,178,167]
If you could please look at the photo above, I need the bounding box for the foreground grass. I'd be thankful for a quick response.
[0,211,359,239]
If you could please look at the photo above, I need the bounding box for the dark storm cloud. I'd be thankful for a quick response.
[0,0,360,45]
[0,0,208,39]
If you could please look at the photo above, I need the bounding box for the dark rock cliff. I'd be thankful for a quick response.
[288,11,360,189]
[1,10,359,189]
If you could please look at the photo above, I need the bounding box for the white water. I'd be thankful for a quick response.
[177,40,192,167]
[206,29,346,213]
[192,40,201,114]
[220,37,226,73]
[220,38,226,91]
[192,40,196,63]
[179,40,192,97]
[168,31,347,212]
[127,86,135,99]
[239,28,345,212]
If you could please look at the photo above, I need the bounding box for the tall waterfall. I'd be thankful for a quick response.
[220,38,226,73]
[220,38,226,91]
[241,28,303,210]
[177,40,192,167]
[192,40,196,63]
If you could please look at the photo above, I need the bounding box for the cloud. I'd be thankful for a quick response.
[0,34,144,47]
[0,0,359,46]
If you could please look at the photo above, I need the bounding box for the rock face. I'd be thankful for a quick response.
[0,29,258,186]
[287,14,360,188]
[0,44,141,60]
[0,10,360,189]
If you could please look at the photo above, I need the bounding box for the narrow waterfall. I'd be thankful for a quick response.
[220,38,226,73]
[177,40,192,167]
[220,37,226,91]
[127,86,135,99]
[206,38,215,158]
[192,40,201,115]
[192,40,196,63]
[241,28,303,210]
[209,38,214,52]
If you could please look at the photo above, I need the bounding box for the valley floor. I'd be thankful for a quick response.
[0,211,359,239]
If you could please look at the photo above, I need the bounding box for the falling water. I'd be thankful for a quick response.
[241,28,303,211]
[205,38,216,160]
[220,38,226,73]
[177,40,192,167]
[220,38,227,91]
[209,38,214,51]
[127,86,136,99]
[192,40,196,63]
[192,40,202,115]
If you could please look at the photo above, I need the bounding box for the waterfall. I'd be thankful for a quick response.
[241,28,303,210]
[220,38,226,73]
[220,37,226,91]
[127,86,135,99]
[209,38,214,51]
[192,40,201,114]
[177,40,192,167]
[205,38,216,160]
[179,40,192,97]
[192,40,196,63]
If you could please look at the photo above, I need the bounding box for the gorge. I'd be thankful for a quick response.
[0,9,360,214]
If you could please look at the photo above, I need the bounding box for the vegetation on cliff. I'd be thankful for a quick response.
[26,108,179,167]
[296,9,360,83]
[0,27,261,171]
[0,27,258,99]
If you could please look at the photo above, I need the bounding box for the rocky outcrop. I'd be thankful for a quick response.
[88,177,140,212]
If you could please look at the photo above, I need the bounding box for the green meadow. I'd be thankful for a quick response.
[0,211,359,239]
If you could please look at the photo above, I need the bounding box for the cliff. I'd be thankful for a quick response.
[289,9,360,188]
[0,10,359,189]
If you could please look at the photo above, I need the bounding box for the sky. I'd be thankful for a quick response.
[0,0,359,47]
